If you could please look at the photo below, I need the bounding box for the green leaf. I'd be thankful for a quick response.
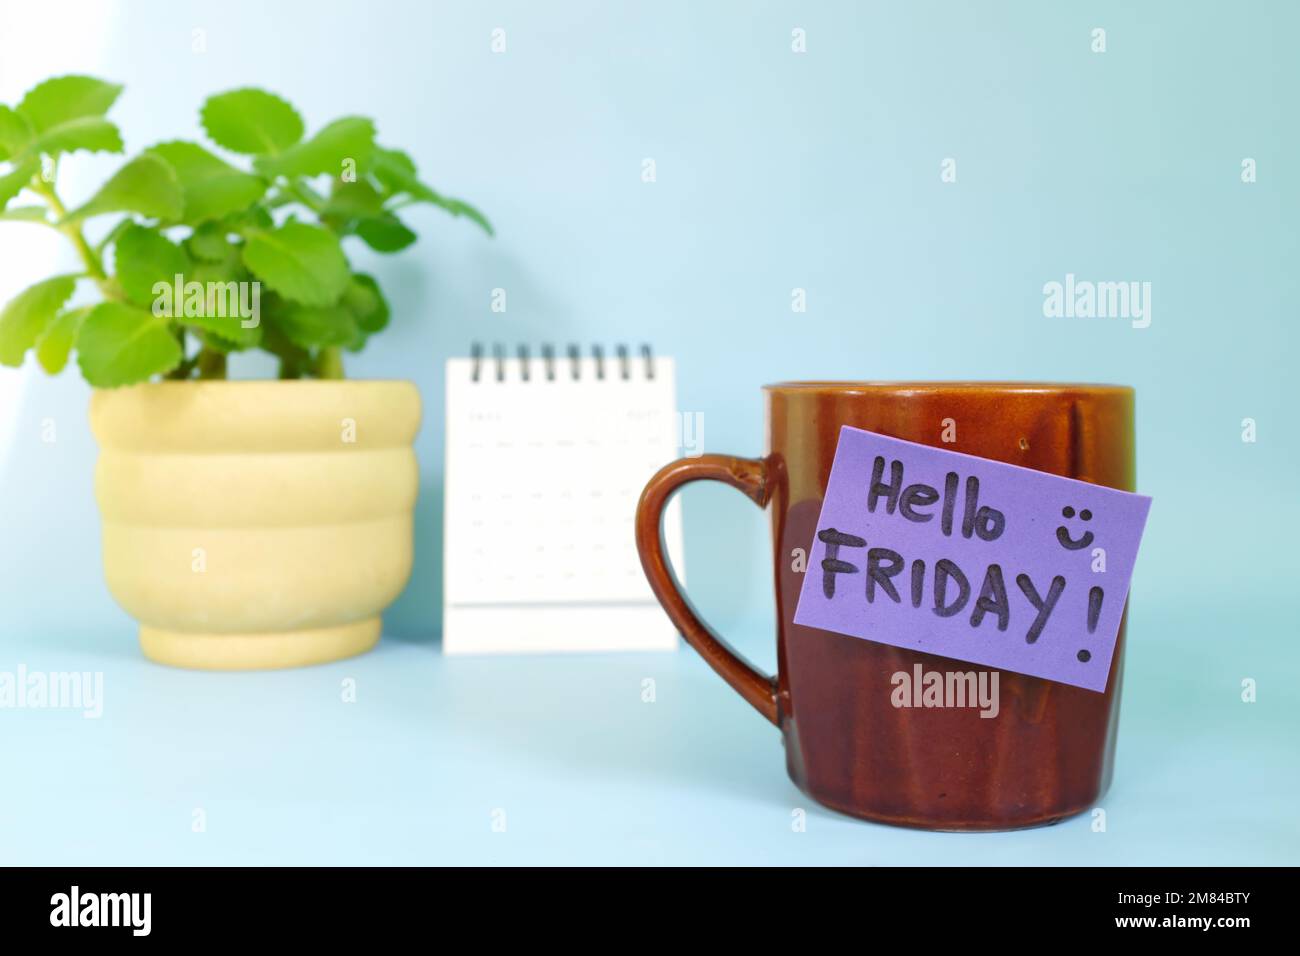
[178,246,263,350]
[255,117,375,179]
[0,158,37,210]
[370,145,492,235]
[193,317,262,351]
[324,178,384,218]
[200,89,303,155]
[0,106,33,161]
[369,147,432,199]
[0,275,78,366]
[259,314,310,367]
[270,301,357,349]
[241,221,349,306]
[185,258,250,297]
[29,116,123,157]
[14,76,124,158]
[75,301,182,386]
[16,76,122,134]
[185,239,243,284]
[190,331,230,356]
[323,179,415,251]
[113,223,186,306]
[185,221,232,262]
[224,203,273,233]
[342,273,389,334]
[35,305,91,374]
[423,192,493,236]
[146,140,267,223]
[64,154,183,221]
[355,213,417,252]
[180,294,263,350]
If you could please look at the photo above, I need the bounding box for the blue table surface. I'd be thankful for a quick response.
[3,599,1296,866]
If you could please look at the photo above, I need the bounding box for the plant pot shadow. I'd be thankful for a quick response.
[383,472,441,647]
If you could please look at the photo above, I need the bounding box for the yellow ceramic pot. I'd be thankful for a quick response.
[89,380,421,670]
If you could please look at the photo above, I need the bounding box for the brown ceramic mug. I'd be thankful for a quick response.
[635,382,1135,830]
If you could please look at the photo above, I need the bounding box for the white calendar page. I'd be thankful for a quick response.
[442,349,685,654]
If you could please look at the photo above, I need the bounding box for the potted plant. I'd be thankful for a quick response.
[0,76,490,669]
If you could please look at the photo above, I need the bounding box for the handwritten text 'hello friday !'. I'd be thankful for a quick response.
[814,456,1107,649]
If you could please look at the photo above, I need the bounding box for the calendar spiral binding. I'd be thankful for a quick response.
[469,342,656,383]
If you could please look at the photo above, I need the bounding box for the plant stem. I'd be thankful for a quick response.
[315,347,344,379]
[163,330,192,380]
[285,179,326,213]
[65,227,107,279]
[31,175,121,298]
[195,348,227,379]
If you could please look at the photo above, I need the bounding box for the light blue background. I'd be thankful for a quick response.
[1,0,1296,864]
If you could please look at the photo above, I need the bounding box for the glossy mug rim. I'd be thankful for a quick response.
[763,380,1133,395]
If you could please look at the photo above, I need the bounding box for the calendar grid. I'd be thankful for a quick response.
[443,345,685,654]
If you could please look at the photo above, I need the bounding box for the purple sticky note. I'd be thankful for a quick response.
[792,426,1152,692]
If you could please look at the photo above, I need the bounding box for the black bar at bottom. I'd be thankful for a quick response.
[0,866,1284,940]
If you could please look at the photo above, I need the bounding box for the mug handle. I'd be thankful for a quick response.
[635,454,779,725]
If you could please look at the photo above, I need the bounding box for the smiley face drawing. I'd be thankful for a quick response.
[1056,506,1094,550]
